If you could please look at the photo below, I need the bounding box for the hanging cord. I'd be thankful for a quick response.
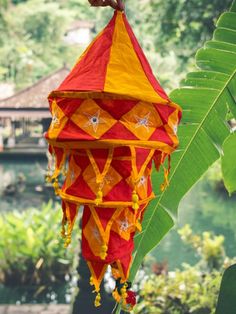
[88,0,125,11]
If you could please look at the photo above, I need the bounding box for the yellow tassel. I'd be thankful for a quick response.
[132,191,139,211]
[64,235,71,248]
[121,283,128,300]
[94,292,101,307]
[53,178,60,195]
[90,276,94,286]
[95,190,103,205]
[61,224,66,238]
[135,220,142,232]
[112,289,121,303]
[100,244,108,260]
[45,173,52,183]
[160,168,170,191]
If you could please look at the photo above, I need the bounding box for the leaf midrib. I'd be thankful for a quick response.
[132,68,236,275]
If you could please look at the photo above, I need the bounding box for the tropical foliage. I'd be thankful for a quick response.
[134,226,235,314]
[129,0,236,288]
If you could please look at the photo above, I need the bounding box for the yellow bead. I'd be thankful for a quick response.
[64,237,71,248]
[132,192,139,203]
[101,244,108,252]
[132,203,139,211]
[100,252,107,260]
[94,293,101,307]
[97,190,103,198]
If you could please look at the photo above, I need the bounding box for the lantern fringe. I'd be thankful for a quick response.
[61,201,79,248]
[86,148,114,205]
[87,261,108,306]
[160,154,171,191]
[46,145,68,183]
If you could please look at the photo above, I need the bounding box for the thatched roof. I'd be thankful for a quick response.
[0,67,69,115]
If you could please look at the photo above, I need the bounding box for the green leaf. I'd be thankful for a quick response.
[216,264,236,314]
[221,132,236,194]
[129,0,236,284]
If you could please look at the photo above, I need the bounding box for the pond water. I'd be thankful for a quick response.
[0,155,55,212]
[0,156,235,303]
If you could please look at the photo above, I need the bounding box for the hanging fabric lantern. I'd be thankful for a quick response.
[45,9,181,312]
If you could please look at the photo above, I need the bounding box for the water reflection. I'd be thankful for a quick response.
[0,158,55,212]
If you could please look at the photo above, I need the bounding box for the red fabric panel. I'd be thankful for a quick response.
[66,175,95,199]
[68,201,78,222]
[107,230,134,261]
[89,260,107,280]
[57,98,84,118]
[94,206,116,230]
[82,230,134,264]
[103,180,132,202]
[57,13,116,92]
[147,177,153,197]
[154,103,176,124]
[95,99,138,120]
[135,148,151,173]
[122,14,169,101]
[101,121,139,140]
[82,205,91,227]
[113,146,131,158]
[111,159,132,178]
[149,126,174,146]
[57,120,94,141]
[118,252,133,278]
[73,154,90,169]
[53,147,64,169]
[90,149,109,173]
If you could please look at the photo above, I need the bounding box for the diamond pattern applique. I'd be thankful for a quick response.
[111,208,136,241]
[120,101,163,140]
[82,164,122,197]
[48,100,68,139]
[83,214,103,257]
[64,155,81,190]
[70,99,116,139]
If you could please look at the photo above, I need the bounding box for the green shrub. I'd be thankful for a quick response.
[0,201,78,286]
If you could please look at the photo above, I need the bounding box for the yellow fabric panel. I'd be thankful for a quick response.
[120,101,162,140]
[47,100,68,139]
[111,207,136,241]
[64,156,81,190]
[83,164,122,197]
[70,99,116,139]
[104,12,167,104]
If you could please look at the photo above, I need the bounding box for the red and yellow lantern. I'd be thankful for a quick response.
[45,10,181,311]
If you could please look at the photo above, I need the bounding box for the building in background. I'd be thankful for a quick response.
[0,67,69,153]
[64,20,95,46]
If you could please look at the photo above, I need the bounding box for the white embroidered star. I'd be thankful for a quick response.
[91,174,113,189]
[70,170,75,182]
[134,112,152,132]
[120,219,130,232]
[173,124,178,135]
[93,226,101,241]
[51,111,59,128]
[84,110,105,133]
[138,175,147,187]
